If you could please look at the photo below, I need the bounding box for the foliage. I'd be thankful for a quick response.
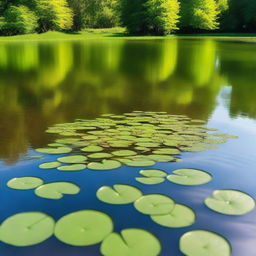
[120,0,180,35]
[0,5,37,35]
[180,0,219,31]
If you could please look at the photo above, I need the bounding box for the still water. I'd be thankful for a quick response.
[0,37,256,256]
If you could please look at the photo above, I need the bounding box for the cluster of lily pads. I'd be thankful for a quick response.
[6,111,250,255]
[35,111,237,170]
[7,177,80,200]
[136,168,212,185]
[96,184,196,228]
[0,210,232,256]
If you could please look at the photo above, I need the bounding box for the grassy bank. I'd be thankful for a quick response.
[0,28,256,42]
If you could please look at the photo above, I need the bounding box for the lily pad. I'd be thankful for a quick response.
[7,177,44,190]
[57,164,86,171]
[100,228,161,256]
[87,160,121,170]
[151,204,196,228]
[35,182,80,199]
[88,153,113,159]
[39,161,61,169]
[180,230,231,256]
[81,145,103,152]
[97,184,143,204]
[152,148,180,155]
[140,169,167,177]
[112,150,137,157]
[0,212,55,246]
[36,147,72,154]
[124,159,156,167]
[54,210,113,246]
[57,155,87,163]
[135,177,165,185]
[167,169,212,186]
[204,189,255,215]
[134,194,175,215]
[147,154,175,162]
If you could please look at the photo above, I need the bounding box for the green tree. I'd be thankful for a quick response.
[121,0,180,35]
[0,5,37,35]
[180,0,219,31]
[36,0,73,32]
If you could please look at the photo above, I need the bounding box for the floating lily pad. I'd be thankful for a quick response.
[97,184,143,204]
[124,159,156,167]
[81,145,103,152]
[135,177,165,185]
[100,228,161,256]
[35,182,80,199]
[7,177,44,190]
[147,154,175,162]
[151,204,196,228]
[204,189,255,215]
[57,164,86,171]
[180,230,231,256]
[134,194,175,215]
[140,169,167,177]
[36,147,72,154]
[88,160,121,170]
[55,210,113,246]
[39,161,61,169]
[112,150,137,157]
[167,169,212,186]
[57,155,87,163]
[88,153,113,159]
[0,212,55,246]
[152,148,180,155]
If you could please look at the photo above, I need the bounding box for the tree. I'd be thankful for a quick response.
[36,0,73,32]
[180,0,219,31]
[0,5,37,35]
[68,0,120,30]
[120,0,180,35]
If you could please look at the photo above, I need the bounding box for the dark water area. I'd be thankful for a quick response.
[0,38,256,256]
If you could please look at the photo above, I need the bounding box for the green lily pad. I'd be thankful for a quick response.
[180,230,231,256]
[147,154,175,162]
[134,194,175,215]
[136,142,160,148]
[39,161,61,169]
[151,204,196,228]
[204,189,255,215]
[36,147,72,154]
[81,145,103,152]
[167,169,212,186]
[87,160,121,170]
[135,177,165,185]
[100,228,161,256]
[35,182,80,199]
[54,210,113,246]
[152,148,180,155]
[124,159,156,167]
[88,153,113,159]
[7,177,44,190]
[0,212,55,246]
[140,169,167,177]
[112,150,137,157]
[57,155,87,163]
[97,184,143,204]
[57,164,86,171]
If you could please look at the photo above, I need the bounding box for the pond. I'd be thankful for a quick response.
[0,37,256,256]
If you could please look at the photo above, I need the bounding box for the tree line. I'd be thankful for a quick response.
[0,0,255,36]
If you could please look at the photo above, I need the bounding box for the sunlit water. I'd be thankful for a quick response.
[0,37,256,256]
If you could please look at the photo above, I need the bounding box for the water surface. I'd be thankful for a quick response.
[0,37,256,256]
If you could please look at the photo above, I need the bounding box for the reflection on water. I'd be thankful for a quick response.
[0,38,255,164]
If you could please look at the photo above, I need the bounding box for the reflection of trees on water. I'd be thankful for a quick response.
[0,39,254,163]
